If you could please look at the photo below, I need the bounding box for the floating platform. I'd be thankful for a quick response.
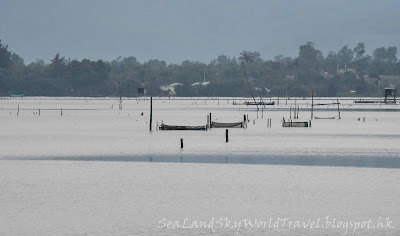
[10,94,24,97]
[314,116,336,120]
[282,121,309,127]
[245,101,275,106]
[354,100,384,104]
[159,124,207,131]
[211,121,245,128]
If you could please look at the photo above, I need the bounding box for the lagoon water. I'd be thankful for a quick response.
[1,97,399,235]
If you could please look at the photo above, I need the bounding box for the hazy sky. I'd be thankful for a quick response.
[1,0,399,64]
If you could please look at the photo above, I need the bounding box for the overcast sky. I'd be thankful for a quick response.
[1,0,399,64]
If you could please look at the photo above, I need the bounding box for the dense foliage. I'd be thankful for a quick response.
[1,39,399,97]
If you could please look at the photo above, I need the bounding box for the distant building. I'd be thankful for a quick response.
[384,87,396,103]
[322,71,334,79]
[191,71,210,87]
[137,87,146,96]
[160,83,182,95]
[191,81,210,86]
[379,75,400,80]
[337,65,356,75]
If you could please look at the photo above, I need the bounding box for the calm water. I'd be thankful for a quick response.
[1,161,399,235]
[1,97,399,235]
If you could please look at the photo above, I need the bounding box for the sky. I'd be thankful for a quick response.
[1,0,399,64]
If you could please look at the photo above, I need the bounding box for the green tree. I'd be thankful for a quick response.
[50,53,66,78]
[324,51,338,74]
[297,42,323,70]
[337,45,354,67]
[239,51,259,106]
[353,42,366,60]
[352,43,369,77]
[0,39,12,69]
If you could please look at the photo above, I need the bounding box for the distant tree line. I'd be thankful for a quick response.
[1,39,399,97]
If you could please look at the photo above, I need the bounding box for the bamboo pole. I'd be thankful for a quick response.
[150,97,153,131]
[297,106,299,119]
[286,90,288,106]
[277,90,280,106]
[311,90,314,119]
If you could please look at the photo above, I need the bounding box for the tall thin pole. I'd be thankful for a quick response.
[337,98,341,119]
[150,97,153,131]
[286,90,288,106]
[118,81,122,110]
[241,61,259,111]
[297,106,299,119]
[311,90,314,120]
[277,90,280,106]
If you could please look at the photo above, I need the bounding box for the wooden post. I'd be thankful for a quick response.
[209,113,212,125]
[118,81,122,110]
[337,98,341,119]
[293,106,295,119]
[309,120,312,127]
[262,107,264,118]
[180,138,183,148]
[286,90,288,106]
[150,97,153,131]
[290,106,292,119]
[277,90,280,106]
[297,106,299,119]
[225,129,229,142]
[257,109,259,119]
[207,115,210,130]
[311,89,314,120]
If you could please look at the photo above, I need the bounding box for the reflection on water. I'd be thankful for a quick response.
[12,154,400,169]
